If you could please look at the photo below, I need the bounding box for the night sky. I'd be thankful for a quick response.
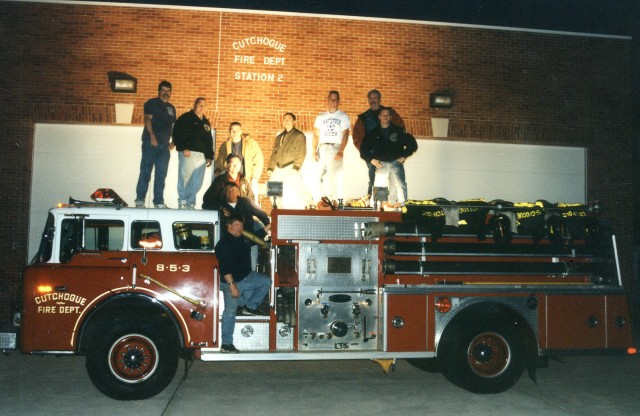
[90,0,635,37]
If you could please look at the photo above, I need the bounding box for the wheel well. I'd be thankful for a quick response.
[438,301,538,364]
[77,294,184,355]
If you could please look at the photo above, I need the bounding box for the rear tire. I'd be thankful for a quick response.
[86,320,179,400]
[439,318,526,394]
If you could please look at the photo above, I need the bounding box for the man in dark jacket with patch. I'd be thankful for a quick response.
[172,97,214,209]
[352,89,405,198]
[360,108,417,204]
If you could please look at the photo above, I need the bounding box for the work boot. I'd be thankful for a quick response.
[221,344,239,353]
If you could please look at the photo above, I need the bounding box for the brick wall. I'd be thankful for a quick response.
[0,2,634,318]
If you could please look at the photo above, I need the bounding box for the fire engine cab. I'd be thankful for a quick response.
[20,192,636,400]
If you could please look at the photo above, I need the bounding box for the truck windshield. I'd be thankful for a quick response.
[60,218,83,263]
[30,213,55,265]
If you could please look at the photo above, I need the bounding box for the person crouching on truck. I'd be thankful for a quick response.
[215,213,271,353]
[219,182,271,268]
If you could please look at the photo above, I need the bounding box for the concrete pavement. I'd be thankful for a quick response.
[2,351,640,415]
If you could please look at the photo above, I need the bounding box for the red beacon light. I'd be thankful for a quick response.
[60,188,129,209]
[91,188,127,206]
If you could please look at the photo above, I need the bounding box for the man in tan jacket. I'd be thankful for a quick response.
[267,112,310,208]
[215,121,264,202]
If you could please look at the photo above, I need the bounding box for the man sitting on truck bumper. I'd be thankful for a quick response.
[215,213,271,353]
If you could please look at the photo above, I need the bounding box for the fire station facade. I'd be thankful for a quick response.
[0,1,634,318]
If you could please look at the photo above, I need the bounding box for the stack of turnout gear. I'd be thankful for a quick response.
[402,198,602,248]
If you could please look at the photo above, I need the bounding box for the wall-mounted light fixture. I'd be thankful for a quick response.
[430,92,452,109]
[107,71,137,93]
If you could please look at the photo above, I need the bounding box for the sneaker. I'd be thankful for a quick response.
[135,199,145,208]
[188,204,196,210]
[240,306,259,316]
[154,203,167,209]
[178,200,187,210]
[221,344,239,353]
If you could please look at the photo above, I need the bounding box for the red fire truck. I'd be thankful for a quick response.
[20,193,636,400]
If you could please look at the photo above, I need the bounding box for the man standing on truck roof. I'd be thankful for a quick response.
[172,97,214,210]
[215,213,271,353]
[359,108,417,205]
[266,112,310,208]
[352,89,405,199]
[214,121,264,204]
[310,90,350,206]
[135,80,177,209]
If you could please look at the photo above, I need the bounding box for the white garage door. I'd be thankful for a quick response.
[28,123,585,260]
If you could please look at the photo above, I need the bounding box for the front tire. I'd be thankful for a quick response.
[86,320,179,400]
[439,318,526,394]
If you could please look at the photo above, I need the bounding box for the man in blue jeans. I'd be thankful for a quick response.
[215,213,271,353]
[352,89,405,198]
[359,108,418,205]
[135,80,177,208]
[172,97,214,209]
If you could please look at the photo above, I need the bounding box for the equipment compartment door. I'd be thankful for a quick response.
[545,295,605,350]
[605,295,633,349]
[385,294,428,352]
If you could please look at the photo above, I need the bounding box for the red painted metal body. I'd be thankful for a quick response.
[19,202,635,399]
[22,250,217,353]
